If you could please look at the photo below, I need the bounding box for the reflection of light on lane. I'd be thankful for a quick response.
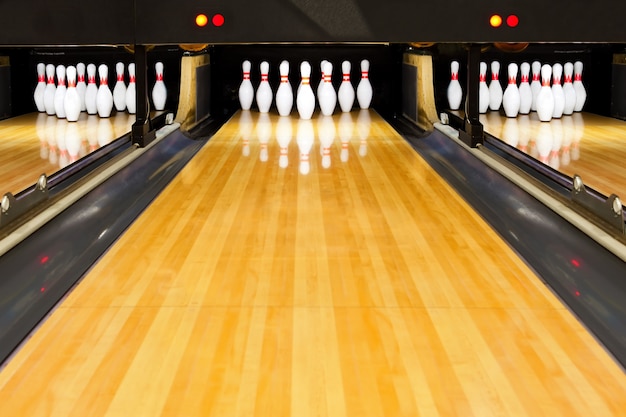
[276,116,292,169]
[517,115,530,153]
[536,122,553,164]
[46,115,58,165]
[502,117,519,147]
[238,110,254,157]
[65,121,81,164]
[549,118,563,170]
[97,117,114,148]
[318,115,335,169]
[356,109,370,157]
[256,112,272,162]
[55,119,69,169]
[297,118,314,175]
[338,112,353,163]
[572,112,585,161]
[86,115,99,152]
[561,116,574,166]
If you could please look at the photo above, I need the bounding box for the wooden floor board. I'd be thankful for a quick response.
[1,109,625,416]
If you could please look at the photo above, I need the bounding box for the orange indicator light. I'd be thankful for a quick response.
[490,14,503,28]
[195,14,208,27]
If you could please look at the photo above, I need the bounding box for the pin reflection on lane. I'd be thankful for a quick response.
[233,110,372,174]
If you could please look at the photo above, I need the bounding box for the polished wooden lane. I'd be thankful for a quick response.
[479,110,626,199]
[0,112,135,196]
[1,110,625,416]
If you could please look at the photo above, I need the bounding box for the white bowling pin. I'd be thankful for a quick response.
[573,61,587,112]
[297,118,314,175]
[519,62,532,114]
[238,60,254,110]
[551,63,565,118]
[43,64,56,115]
[479,62,489,113]
[113,62,127,112]
[54,65,67,118]
[318,61,337,116]
[255,61,272,113]
[152,61,167,111]
[317,60,328,101]
[275,60,293,116]
[536,64,554,122]
[502,63,520,118]
[126,63,136,114]
[64,66,81,122]
[296,61,315,120]
[530,61,541,111]
[488,61,503,111]
[34,63,46,112]
[276,115,292,168]
[76,62,87,112]
[338,60,355,112]
[562,62,576,116]
[446,60,462,110]
[96,64,113,118]
[356,59,373,109]
[85,63,98,115]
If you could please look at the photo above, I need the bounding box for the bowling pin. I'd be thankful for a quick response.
[519,62,532,114]
[318,61,337,116]
[76,62,87,112]
[85,63,98,115]
[562,62,576,116]
[551,63,565,118]
[356,59,373,109]
[446,60,462,110]
[255,61,272,113]
[64,65,81,122]
[573,61,587,112]
[238,60,254,110]
[317,60,328,101]
[113,62,127,112]
[536,64,554,122]
[502,62,520,118]
[296,61,315,120]
[43,64,56,116]
[96,64,113,118]
[338,60,355,112]
[530,61,541,111]
[54,65,67,118]
[34,63,46,112]
[126,63,136,114]
[488,61,503,111]
[152,61,167,111]
[479,62,489,114]
[275,60,293,116]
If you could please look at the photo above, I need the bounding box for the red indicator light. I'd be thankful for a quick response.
[575,290,581,297]
[571,258,581,268]
[195,14,208,27]
[506,15,519,27]
[490,14,503,28]
[212,13,225,27]
[40,255,49,264]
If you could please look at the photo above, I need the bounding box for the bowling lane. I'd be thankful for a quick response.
[479,110,626,200]
[1,110,625,416]
[0,112,135,196]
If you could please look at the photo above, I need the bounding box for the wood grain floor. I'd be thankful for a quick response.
[479,110,626,199]
[0,112,134,196]
[0,110,625,416]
